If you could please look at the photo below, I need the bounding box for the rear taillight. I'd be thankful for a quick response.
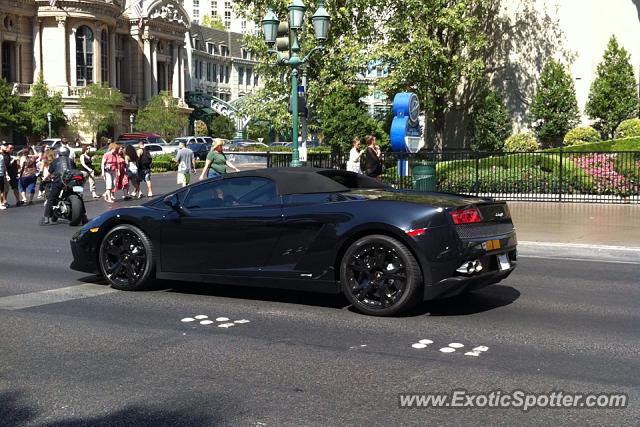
[450,207,482,224]
[72,175,83,181]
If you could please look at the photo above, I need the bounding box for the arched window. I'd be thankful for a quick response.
[76,26,94,86]
[100,30,108,83]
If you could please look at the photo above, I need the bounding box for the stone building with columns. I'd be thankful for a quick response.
[0,0,192,142]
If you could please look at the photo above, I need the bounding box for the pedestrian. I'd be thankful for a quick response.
[79,145,100,198]
[38,149,56,200]
[113,145,129,199]
[2,143,21,206]
[123,144,140,198]
[60,137,76,163]
[101,143,118,203]
[364,135,384,179]
[136,139,153,197]
[175,140,196,187]
[199,138,239,180]
[347,137,364,174]
[0,144,6,209]
[17,148,38,205]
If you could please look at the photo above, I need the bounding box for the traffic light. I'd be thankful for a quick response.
[276,22,290,60]
[288,94,308,117]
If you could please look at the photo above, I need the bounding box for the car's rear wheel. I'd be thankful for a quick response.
[340,235,423,316]
[99,224,155,291]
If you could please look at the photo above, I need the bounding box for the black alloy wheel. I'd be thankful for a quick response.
[99,224,155,291]
[340,235,422,316]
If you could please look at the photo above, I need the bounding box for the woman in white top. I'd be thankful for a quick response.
[347,137,364,174]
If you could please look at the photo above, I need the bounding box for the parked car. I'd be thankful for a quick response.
[70,168,518,316]
[187,143,211,160]
[269,142,290,148]
[117,133,168,146]
[227,139,269,150]
[164,136,212,155]
[145,143,165,157]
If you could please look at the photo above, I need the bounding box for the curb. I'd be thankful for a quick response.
[517,241,640,263]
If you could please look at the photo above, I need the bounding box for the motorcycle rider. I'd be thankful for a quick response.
[40,146,76,225]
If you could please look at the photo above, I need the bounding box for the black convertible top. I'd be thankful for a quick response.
[228,167,388,195]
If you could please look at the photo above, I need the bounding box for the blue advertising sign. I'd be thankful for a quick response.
[390,92,421,176]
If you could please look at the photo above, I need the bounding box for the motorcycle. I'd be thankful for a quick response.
[44,169,88,226]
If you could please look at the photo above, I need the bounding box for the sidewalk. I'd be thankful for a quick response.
[509,202,640,262]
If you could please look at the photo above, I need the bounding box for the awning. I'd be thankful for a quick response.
[201,107,215,115]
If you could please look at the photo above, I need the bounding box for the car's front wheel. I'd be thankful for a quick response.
[99,224,155,291]
[340,235,423,316]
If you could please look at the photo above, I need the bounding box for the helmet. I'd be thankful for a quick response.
[58,146,70,157]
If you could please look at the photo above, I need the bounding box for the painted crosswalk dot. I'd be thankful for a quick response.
[180,315,250,329]
[410,339,490,357]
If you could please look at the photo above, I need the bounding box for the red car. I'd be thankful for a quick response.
[117,133,167,146]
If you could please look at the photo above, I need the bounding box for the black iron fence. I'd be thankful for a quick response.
[227,150,639,204]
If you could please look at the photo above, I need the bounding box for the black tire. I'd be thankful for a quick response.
[340,234,423,316]
[68,195,83,226]
[98,224,155,291]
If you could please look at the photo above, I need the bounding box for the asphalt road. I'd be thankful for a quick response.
[0,174,638,426]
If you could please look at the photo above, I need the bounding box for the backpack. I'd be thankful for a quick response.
[139,147,152,169]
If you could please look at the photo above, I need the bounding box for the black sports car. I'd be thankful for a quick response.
[70,168,517,316]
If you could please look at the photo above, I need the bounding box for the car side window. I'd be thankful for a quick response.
[183,177,279,210]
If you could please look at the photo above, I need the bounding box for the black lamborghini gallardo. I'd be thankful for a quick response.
[70,168,517,316]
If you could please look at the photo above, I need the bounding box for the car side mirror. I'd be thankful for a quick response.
[163,194,188,215]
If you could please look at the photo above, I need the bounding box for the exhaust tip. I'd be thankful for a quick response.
[456,260,483,275]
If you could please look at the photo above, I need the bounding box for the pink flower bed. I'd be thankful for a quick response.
[571,153,638,195]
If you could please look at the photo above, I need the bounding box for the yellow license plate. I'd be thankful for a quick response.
[484,240,501,251]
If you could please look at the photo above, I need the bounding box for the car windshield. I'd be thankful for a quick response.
[168,138,186,146]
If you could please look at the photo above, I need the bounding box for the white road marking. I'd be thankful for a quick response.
[411,343,427,349]
[181,318,195,322]
[464,351,480,357]
[440,347,456,353]
[473,346,489,352]
[218,323,235,328]
[418,339,434,345]
[0,284,117,310]
[234,319,250,324]
[200,320,214,325]
[194,315,208,320]
[215,317,230,322]
[448,343,464,349]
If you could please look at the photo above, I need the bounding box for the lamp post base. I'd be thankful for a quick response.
[289,159,304,168]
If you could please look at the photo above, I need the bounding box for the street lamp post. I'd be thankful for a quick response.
[129,114,135,133]
[47,112,52,139]
[261,0,330,167]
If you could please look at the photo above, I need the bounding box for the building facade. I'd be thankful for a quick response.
[0,0,192,142]
[186,23,260,102]
[180,0,255,34]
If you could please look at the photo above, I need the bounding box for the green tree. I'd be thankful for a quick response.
[467,88,512,151]
[316,83,388,152]
[0,78,27,137]
[201,14,226,31]
[377,0,493,151]
[529,60,580,147]
[23,73,66,141]
[136,91,189,141]
[209,115,235,139]
[586,36,640,139]
[78,84,123,141]
[194,119,208,136]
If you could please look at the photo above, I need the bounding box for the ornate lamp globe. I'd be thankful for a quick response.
[311,1,330,42]
[261,8,279,46]
[288,0,306,30]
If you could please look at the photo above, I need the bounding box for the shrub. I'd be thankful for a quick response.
[614,118,640,138]
[467,89,512,151]
[530,60,580,147]
[504,133,538,152]
[563,126,602,146]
